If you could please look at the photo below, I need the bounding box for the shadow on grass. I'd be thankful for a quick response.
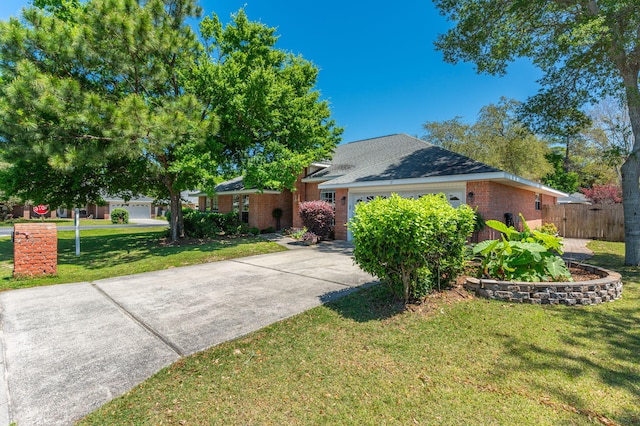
[493,317,640,424]
[0,231,272,288]
[489,254,640,424]
[323,283,405,322]
[56,232,266,270]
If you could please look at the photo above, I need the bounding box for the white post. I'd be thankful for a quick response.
[75,207,80,256]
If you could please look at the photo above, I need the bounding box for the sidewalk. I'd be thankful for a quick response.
[561,238,594,262]
[0,239,374,426]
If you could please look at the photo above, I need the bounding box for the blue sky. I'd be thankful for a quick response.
[0,0,542,143]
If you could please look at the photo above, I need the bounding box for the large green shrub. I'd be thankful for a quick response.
[110,208,129,224]
[348,193,475,303]
[168,209,242,238]
[473,214,571,282]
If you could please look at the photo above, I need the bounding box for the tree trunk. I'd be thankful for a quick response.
[564,136,570,173]
[621,157,640,265]
[169,191,184,242]
[622,80,640,265]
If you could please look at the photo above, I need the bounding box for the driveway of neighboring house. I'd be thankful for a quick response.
[0,239,374,426]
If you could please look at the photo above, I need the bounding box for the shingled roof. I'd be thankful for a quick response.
[204,134,565,197]
[306,134,500,184]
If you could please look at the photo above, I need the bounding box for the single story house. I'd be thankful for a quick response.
[11,191,198,220]
[195,134,566,241]
[558,192,591,205]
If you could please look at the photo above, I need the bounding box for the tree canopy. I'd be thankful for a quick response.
[434,0,640,265]
[422,98,552,181]
[0,2,341,240]
[186,10,341,191]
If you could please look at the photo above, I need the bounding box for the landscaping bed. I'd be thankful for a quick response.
[464,262,623,305]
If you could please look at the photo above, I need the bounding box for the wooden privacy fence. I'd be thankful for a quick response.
[543,204,624,242]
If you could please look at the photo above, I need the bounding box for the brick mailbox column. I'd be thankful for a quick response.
[13,223,58,277]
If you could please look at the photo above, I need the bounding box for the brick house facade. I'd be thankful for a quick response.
[197,134,564,240]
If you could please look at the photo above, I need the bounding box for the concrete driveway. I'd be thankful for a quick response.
[0,241,375,425]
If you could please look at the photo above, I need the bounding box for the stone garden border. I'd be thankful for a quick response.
[464,263,622,306]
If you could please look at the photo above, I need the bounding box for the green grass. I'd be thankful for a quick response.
[79,240,640,425]
[0,227,286,290]
[0,218,120,227]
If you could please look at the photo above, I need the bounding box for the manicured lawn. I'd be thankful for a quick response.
[0,218,120,227]
[0,227,285,290]
[79,240,640,425]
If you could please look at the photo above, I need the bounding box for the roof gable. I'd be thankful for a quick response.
[307,134,499,184]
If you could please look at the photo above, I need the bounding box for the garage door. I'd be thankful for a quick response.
[347,189,466,240]
[110,203,151,219]
[351,190,465,209]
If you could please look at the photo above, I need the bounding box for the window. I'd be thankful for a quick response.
[241,195,249,223]
[320,190,336,226]
[207,196,219,212]
[535,193,541,211]
[320,190,335,206]
[232,195,240,213]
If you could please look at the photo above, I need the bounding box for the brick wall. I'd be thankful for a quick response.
[290,174,346,238]
[467,181,551,240]
[292,172,307,229]
[13,223,57,277]
[218,195,233,214]
[248,191,293,231]
[334,188,349,240]
[199,192,294,231]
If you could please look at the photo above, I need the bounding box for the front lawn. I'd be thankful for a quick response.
[0,218,119,227]
[79,240,640,425]
[0,227,286,290]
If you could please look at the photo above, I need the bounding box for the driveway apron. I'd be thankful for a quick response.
[0,242,374,426]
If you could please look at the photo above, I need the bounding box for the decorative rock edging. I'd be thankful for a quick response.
[464,263,622,306]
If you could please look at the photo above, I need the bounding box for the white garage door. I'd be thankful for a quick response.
[346,186,466,240]
[110,203,151,219]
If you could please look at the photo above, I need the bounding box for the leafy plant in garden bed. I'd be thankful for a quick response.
[473,214,572,282]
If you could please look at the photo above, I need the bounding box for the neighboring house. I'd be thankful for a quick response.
[104,196,155,220]
[558,192,591,205]
[10,191,197,220]
[196,134,567,241]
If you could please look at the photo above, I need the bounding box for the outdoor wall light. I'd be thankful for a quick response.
[341,196,347,205]
[467,191,474,201]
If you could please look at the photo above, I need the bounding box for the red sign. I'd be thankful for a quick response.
[33,204,49,215]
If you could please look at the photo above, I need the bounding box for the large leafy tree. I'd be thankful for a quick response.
[423,98,552,180]
[0,0,217,241]
[434,0,640,265]
[185,10,342,191]
[1,3,340,242]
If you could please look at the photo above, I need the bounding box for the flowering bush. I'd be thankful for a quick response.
[298,200,334,238]
[581,184,622,204]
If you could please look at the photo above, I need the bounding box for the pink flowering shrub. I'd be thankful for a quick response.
[298,200,334,238]
[581,184,622,204]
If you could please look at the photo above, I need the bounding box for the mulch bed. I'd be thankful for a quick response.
[567,265,602,281]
